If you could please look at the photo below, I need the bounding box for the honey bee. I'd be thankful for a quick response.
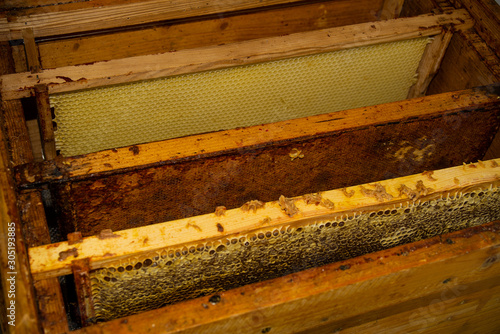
[279,195,298,217]
[320,199,335,210]
[302,193,322,205]
[240,200,265,213]
[422,171,437,181]
[215,206,227,217]
[341,188,355,198]
[289,148,304,161]
[360,183,393,202]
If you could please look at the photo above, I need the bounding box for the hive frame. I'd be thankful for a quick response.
[0,10,473,100]
[29,158,500,280]
[70,220,500,334]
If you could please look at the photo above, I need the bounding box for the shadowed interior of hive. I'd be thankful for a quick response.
[50,37,430,156]
[89,186,500,322]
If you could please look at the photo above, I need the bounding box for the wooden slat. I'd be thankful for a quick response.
[485,130,500,160]
[379,0,405,20]
[451,0,500,56]
[72,220,500,334]
[426,0,500,95]
[2,0,143,13]
[0,10,474,100]
[10,45,28,73]
[32,279,69,334]
[400,0,436,17]
[27,158,500,280]
[407,29,454,98]
[38,0,383,68]
[18,191,69,333]
[1,100,34,165]
[457,29,500,80]
[0,0,309,42]
[326,285,500,333]
[0,98,42,334]
[0,40,39,334]
[18,191,51,248]
[14,84,500,187]
[72,259,94,327]
[34,84,56,160]
[426,32,499,94]
[0,42,34,166]
[26,120,44,162]
[21,28,41,73]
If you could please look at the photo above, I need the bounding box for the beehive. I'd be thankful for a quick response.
[1,0,500,333]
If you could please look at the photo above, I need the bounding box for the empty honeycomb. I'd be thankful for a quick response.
[50,37,430,156]
[90,186,500,322]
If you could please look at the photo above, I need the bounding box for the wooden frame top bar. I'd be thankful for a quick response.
[0,0,305,42]
[28,158,500,280]
[0,10,473,100]
[14,83,500,187]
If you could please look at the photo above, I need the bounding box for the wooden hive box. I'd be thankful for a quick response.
[1,0,500,333]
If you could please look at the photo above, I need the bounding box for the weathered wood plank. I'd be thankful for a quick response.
[34,84,56,160]
[379,0,405,19]
[21,28,41,73]
[457,29,500,81]
[425,0,500,95]
[10,44,28,73]
[0,98,42,334]
[38,0,383,68]
[0,41,39,333]
[319,284,500,333]
[0,10,474,100]
[400,0,436,17]
[2,0,140,13]
[18,191,51,248]
[26,120,44,163]
[0,42,33,166]
[32,279,69,334]
[18,191,69,333]
[0,0,310,41]
[485,130,500,160]
[2,0,141,12]
[71,220,500,334]
[426,32,499,94]
[1,100,33,165]
[28,158,500,280]
[451,0,500,56]
[72,259,94,327]
[407,29,453,98]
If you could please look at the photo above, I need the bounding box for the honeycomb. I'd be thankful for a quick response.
[50,37,430,156]
[90,186,500,322]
